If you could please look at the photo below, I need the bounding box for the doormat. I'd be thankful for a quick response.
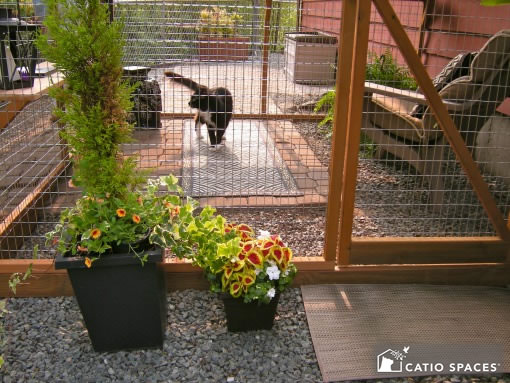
[182,119,302,197]
[301,284,510,382]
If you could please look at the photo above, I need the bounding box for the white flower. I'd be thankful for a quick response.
[266,288,276,299]
[266,265,280,280]
[257,230,271,239]
[230,256,239,263]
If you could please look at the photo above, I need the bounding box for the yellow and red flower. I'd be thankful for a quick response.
[84,257,93,268]
[116,208,126,218]
[137,196,143,205]
[91,228,101,239]
[132,214,141,224]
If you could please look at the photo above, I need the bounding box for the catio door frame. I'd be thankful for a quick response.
[324,0,510,278]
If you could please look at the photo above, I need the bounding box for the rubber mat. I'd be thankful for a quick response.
[182,119,302,197]
[301,284,510,382]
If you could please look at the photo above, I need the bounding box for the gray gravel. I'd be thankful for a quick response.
[1,289,321,383]
[2,290,509,383]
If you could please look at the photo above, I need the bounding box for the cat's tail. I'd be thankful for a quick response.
[164,70,205,93]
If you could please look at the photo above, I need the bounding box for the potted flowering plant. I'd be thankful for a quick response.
[197,6,250,61]
[178,218,297,332]
[36,0,180,352]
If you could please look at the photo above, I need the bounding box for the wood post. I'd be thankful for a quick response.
[261,0,273,115]
[323,0,357,262]
[372,0,510,242]
[337,0,371,266]
[324,0,372,266]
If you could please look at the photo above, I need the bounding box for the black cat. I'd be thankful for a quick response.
[165,70,233,147]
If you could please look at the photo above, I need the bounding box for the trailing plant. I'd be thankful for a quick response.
[197,6,243,37]
[46,175,197,264]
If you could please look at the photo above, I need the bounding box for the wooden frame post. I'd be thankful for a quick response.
[261,0,273,115]
[336,0,372,266]
[323,0,358,262]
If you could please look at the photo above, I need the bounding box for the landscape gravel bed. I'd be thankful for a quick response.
[2,289,509,383]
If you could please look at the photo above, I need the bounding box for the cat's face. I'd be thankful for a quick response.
[189,93,208,110]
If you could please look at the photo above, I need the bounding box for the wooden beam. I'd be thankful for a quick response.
[297,263,509,286]
[0,160,69,257]
[323,0,358,262]
[337,0,372,266]
[261,0,273,115]
[0,99,29,130]
[1,259,507,297]
[350,237,508,264]
[372,0,510,242]
[161,112,326,121]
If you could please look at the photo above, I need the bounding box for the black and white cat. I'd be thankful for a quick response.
[165,70,233,147]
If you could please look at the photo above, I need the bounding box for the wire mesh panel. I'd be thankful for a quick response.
[0,0,509,262]
[354,0,510,238]
[111,0,339,258]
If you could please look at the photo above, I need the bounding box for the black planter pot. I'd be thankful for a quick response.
[55,247,167,352]
[221,292,280,332]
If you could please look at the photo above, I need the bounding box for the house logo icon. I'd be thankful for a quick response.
[377,347,409,372]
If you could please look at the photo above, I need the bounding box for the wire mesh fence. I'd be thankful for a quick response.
[0,0,508,261]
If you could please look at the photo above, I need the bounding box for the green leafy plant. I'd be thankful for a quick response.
[177,220,297,304]
[197,6,243,37]
[36,0,143,199]
[365,50,417,90]
[45,175,193,265]
[314,50,417,156]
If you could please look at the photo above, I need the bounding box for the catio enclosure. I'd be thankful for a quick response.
[0,0,509,294]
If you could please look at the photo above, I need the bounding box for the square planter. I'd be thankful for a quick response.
[284,32,338,84]
[221,292,280,332]
[55,248,167,352]
[198,35,250,61]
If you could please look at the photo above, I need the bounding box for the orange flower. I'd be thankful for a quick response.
[84,257,93,268]
[52,236,59,246]
[137,196,143,206]
[164,201,173,209]
[132,214,141,224]
[171,206,180,218]
[91,228,101,239]
[116,208,126,218]
[77,245,88,252]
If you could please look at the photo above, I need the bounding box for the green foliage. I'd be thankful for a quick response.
[8,246,37,295]
[270,1,297,52]
[314,50,417,156]
[36,0,141,198]
[366,50,417,90]
[481,0,510,5]
[197,6,243,37]
[46,176,187,260]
